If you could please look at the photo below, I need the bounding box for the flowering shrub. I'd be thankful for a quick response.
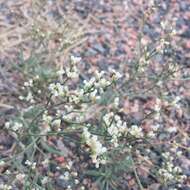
[1,3,189,190]
[1,47,188,189]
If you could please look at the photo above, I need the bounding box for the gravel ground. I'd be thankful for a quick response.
[0,0,190,189]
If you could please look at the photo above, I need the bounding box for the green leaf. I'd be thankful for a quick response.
[40,140,66,156]
[23,106,44,119]
[85,170,105,177]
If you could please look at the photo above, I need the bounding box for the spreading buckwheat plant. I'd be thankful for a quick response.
[1,1,190,190]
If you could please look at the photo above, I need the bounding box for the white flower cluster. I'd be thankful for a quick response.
[57,55,81,79]
[166,126,177,133]
[19,91,35,103]
[65,65,79,79]
[157,38,170,53]
[19,79,36,103]
[52,65,122,106]
[68,90,84,104]
[0,184,12,190]
[103,112,127,147]
[62,104,89,123]
[70,55,81,64]
[5,121,23,132]
[108,68,122,81]
[49,82,69,97]
[147,123,161,138]
[25,160,36,170]
[82,69,121,102]
[103,112,144,146]
[158,152,186,184]
[130,125,143,138]
[42,111,53,124]
[41,176,49,185]
[24,79,33,87]
[40,111,62,133]
[83,127,107,168]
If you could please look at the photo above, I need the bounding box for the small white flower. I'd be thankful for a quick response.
[62,171,70,180]
[171,29,177,36]
[71,171,78,177]
[52,119,61,128]
[49,83,68,97]
[113,97,119,108]
[24,79,33,87]
[130,125,143,138]
[84,77,96,89]
[67,185,72,190]
[16,173,25,182]
[35,75,39,79]
[78,89,84,99]
[161,21,167,30]
[37,89,41,94]
[5,122,10,129]
[71,55,81,64]
[154,100,161,112]
[31,162,36,170]
[89,89,100,101]
[42,159,49,166]
[167,127,177,133]
[109,68,122,80]
[74,179,79,184]
[147,131,156,138]
[151,124,160,131]
[0,160,5,166]
[65,105,73,112]
[5,170,11,175]
[12,122,23,131]
[83,128,107,167]
[41,176,49,185]
[94,70,105,79]
[66,66,79,79]
[80,186,85,190]
[57,69,65,75]
[25,91,34,103]
[25,160,36,169]
[96,78,110,88]
[19,95,25,100]
[67,160,73,170]
[43,111,52,124]
[176,151,182,157]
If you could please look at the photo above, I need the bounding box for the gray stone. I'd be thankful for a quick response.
[93,43,106,54]
[56,178,70,188]
[85,48,98,57]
